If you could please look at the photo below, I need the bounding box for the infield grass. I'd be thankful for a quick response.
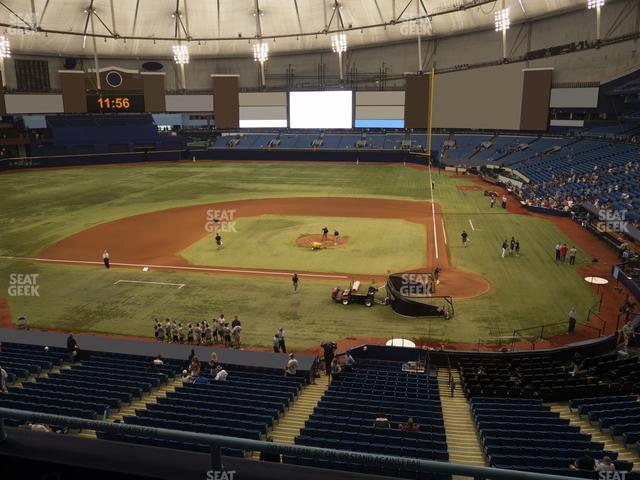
[180,215,427,274]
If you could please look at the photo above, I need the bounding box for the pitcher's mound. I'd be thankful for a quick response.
[296,234,348,249]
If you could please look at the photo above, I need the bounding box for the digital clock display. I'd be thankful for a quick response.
[86,94,144,113]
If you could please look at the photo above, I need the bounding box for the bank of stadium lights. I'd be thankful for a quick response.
[331,32,347,54]
[172,44,189,65]
[173,44,189,91]
[253,42,269,63]
[587,0,605,41]
[253,42,269,88]
[494,8,510,32]
[331,32,348,82]
[0,36,10,88]
[494,8,510,61]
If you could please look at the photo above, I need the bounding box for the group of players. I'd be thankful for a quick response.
[321,226,340,243]
[153,316,242,348]
[461,230,521,258]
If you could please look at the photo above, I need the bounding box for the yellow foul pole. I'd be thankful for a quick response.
[426,65,435,163]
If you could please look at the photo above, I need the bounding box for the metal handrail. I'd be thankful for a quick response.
[0,408,581,480]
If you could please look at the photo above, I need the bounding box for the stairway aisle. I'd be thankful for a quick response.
[77,375,184,439]
[270,375,330,445]
[437,368,486,467]
[549,402,640,466]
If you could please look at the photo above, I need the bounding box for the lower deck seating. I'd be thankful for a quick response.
[473,397,637,478]
[570,395,640,447]
[289,366,449,480]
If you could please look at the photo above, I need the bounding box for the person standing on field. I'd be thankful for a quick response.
[515,239,520,257]
[102,250,110,269]
[555,243,561,261]
[560,243,568,262]
[568,307,577,334]
[215,233,222,249]
[277,328,287,353]
[461,230,469,247]
[569,246,577,265]
[292,273,299,293]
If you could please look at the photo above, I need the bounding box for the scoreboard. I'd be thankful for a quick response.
[86,94,145,113]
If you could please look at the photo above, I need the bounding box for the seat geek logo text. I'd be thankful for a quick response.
[8,273,40,297]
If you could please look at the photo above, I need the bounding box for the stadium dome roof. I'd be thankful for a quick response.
[1,0,587,58]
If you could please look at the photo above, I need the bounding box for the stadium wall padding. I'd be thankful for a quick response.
[0,149,422,171]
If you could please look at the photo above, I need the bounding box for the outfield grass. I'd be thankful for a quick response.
[180,215,426,274]
[0,162,598,348]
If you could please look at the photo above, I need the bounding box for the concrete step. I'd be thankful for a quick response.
[438,368,485,467]
[268,377,330,445]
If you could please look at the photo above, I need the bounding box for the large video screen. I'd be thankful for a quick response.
[289,91,352,129]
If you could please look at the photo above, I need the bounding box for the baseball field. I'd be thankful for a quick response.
[0,161,608,350]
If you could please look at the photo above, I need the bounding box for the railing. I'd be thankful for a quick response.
[512,320,603,347]
[0,408,582,480]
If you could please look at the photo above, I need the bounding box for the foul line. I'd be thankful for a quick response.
[0,256,349,280]
[441,218,447,245]
[114,279,185,289]
[469,219,475,231]
[427,164,439,260]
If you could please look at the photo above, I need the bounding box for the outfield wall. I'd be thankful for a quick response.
[0,148,423,171]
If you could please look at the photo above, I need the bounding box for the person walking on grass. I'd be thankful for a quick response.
[102,250,110,269]
[490,196,496,208]
[292,273,299,293]
[215,233,222,249]
[569,246,577,265]
[509,237,516,256]
[272,334,280,353]
[515,239,520,257]
[277,328,287,353]
[555,243,561,261]
[568,307,577,334]
[461,230,469,248]
[501,240,508,258]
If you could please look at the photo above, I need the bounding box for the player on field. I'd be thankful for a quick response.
[321,226,329,240]
[461,230,469,247]
[215,233,222,249]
